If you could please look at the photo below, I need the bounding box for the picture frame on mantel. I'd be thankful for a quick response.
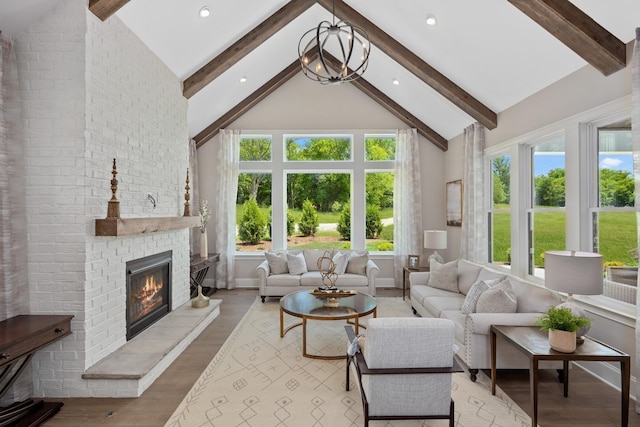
[446,179,462,227]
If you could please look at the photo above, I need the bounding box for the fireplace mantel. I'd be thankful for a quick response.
[95,216,200,236]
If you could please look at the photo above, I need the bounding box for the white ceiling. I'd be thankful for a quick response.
[1,0,639,143]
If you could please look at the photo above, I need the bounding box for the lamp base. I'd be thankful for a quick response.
[556,300,590,340]
[428,251,443,265]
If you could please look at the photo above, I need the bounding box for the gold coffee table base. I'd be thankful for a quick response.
[279,291,377,360]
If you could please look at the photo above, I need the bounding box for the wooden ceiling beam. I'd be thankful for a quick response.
[507,0,626,76]
[317,0,497,130]
[194,59,303,148]
[88,0,131,21]
[183,0,316,99]
[195,48,448,151]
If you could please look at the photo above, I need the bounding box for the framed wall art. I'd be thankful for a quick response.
[407,255,420,269]
[446,179,462,227]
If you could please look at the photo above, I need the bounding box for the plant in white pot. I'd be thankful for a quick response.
[534,306,592,353]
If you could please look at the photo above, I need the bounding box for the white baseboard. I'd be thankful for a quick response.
[573,360,636,402]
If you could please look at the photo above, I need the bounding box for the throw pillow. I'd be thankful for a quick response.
[475,280,517,313]
[287,252,308,275]
[332,251,350,275]
[427,259,459,292]
[264,251,288,275]
[460,280,490,314]
[346,252,369,275]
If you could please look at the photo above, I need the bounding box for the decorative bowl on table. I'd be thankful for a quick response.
[310,288,357,307]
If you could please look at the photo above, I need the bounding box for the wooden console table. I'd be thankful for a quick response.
[0,315,73,426]
[490,325,630,427]
[190,253,220,297]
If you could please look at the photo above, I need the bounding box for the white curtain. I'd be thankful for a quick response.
[0,35,31,403]
[393,128,423,285]
[631,27,640,414]
[213,129,240,289]
[188,139,199,255]
[460,122,486,263]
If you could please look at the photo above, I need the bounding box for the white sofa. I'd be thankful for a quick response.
[409,259,562,381]
[257,249,379,302]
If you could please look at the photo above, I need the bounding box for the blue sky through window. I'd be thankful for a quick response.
[534,153,632,176]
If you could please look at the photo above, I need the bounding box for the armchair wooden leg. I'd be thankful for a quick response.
[346,356,351,391]
[449,400,455,427]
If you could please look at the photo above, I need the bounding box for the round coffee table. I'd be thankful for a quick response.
[279,290,377,359]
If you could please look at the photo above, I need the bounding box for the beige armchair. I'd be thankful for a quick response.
[345,317,461,427]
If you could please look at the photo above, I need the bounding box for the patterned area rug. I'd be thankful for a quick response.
[166,297,532,426]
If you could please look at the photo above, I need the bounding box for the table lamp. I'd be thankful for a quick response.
[424,230,447,265]
[544,250,603,340]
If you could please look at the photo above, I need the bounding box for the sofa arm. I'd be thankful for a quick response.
[465,312,543,336]
[257,260,270,293]
[365,260,379,296]
[408,272,430,287]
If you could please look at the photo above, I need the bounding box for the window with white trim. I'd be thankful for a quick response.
[236,132,395,253]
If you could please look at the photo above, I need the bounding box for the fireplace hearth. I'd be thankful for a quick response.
[126,251,172,340]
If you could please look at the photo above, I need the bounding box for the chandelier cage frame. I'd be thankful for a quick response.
[298,12,371,85]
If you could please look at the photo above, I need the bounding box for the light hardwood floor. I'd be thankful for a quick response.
[42,288,639,427]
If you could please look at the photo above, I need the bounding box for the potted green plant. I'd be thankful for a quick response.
[534,306,592,353]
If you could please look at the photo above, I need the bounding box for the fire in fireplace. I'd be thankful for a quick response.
[126,250,172,340]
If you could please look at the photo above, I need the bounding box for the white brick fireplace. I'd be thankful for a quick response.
[15,0,197,397]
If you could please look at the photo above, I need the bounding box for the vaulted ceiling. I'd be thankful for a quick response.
[1,0,639,151]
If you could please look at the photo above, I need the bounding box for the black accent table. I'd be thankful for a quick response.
[190,253,220,297]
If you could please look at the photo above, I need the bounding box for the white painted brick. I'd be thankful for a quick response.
[17,0,190,398]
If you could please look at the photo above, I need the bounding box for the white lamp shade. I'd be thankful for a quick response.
[424,230,447,250]
[544,250,603,295]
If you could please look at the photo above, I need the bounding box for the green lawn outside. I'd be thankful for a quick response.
[492,210,637,267]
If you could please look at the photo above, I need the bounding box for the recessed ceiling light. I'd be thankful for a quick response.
[239,76,247,83]
[425,14,437,26]
[199,6,210,18]
[392,79,400,85]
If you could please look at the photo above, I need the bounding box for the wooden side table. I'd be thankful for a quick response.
[490,325,630,427]
[0,315,73,426]
[402,267,429,300]
[190,253,220,297]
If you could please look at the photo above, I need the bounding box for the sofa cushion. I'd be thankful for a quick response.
[264,251,289,274]
[346,252,369,275]
[476,280,517,313]
[335,273,368,287]
[475,268,506,284]
[460,280,490,314]
[439,310,466,346]
[421,295,465,318]
[428,259,459,292]
[303,249,332,272]
[287,252,308,275]
[457,260,483,295]
[508,276,561,313]
[266,274,304,287]
[332,251,350,275]
[411,284,461,309]
[460,278,506,314]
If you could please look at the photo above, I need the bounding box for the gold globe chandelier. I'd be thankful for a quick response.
[298,0,370,85]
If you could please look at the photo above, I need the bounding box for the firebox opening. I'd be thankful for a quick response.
[126,250,172,340]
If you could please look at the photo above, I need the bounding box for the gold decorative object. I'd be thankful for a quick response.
[317,250,338,289]
[106,158,120,219]
[183,169,191,216]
